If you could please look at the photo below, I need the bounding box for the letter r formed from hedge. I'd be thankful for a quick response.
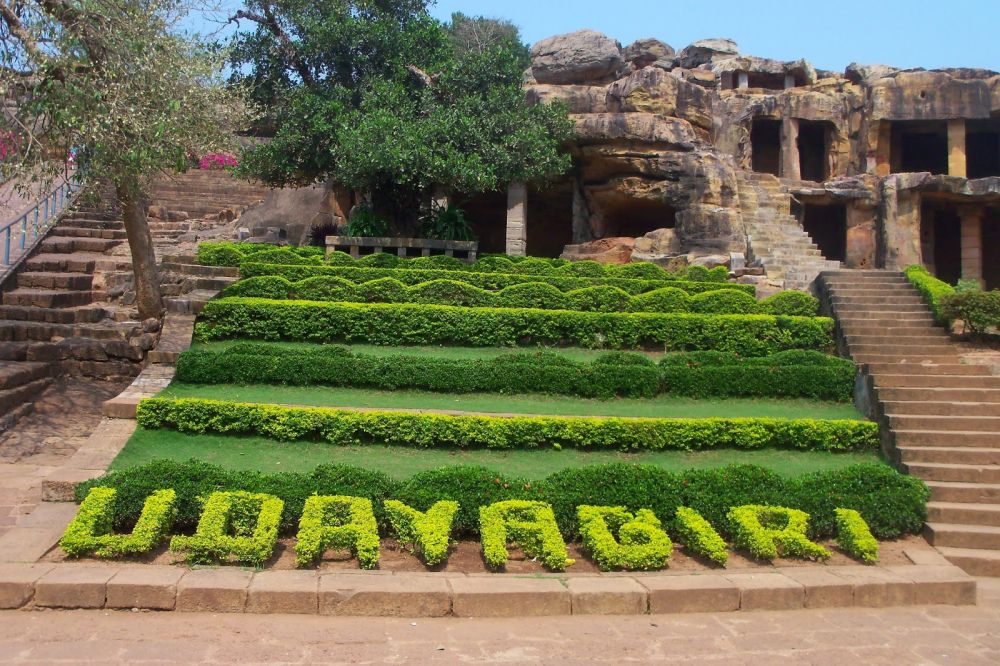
[577,505,672,571]
[727,505,831,562]
[294,496,380,569]
[383,500,458,566]
[169,491,283,566]
[60,487,177,558]
[479,500,573,572]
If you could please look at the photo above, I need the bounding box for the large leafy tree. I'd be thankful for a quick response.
[230,0,571,227]
[0,0,251,318]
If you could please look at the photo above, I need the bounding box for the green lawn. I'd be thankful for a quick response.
[158,382,864,420]
[112,428,883,479]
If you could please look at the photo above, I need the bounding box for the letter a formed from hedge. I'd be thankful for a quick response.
[60,487,177,558]
[577,505,672,571]
[727,505,831,561]
[384,500,458,566]
[170,491,283,566]
[480,500,573,572]
[295,496,380,569]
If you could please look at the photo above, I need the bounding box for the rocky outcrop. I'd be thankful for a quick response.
[525,84,609,114]
[623,39,674,69]
[560,237,635,263]
[530,30,625,85]
[869,70,995,120]
[237,181,353,246]
[676,38,739,69]
[606,67,713,132]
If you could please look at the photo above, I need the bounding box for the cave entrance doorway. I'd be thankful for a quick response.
[920,203,962,285]
[984,207,1000,290]
[527,182,574,258]
[891,121,949,175]
[462,191,507,254]
[751,119,782,176]
[801,203,846,262]
[967,120,1000,179]
[600,198,678,239]
[798,121,832,182]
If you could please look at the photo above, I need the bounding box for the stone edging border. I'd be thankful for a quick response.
[0,562,977,617]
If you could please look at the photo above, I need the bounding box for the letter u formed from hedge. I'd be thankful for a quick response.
[727,505,831,562]
[59,487,177,558]
[384,500,458,566]
[577,505,672,571]
[169,491,283,566]
[480,500,574,572]
[294,495,380,569]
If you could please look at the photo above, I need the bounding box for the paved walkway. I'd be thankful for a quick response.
[1,581,999,664]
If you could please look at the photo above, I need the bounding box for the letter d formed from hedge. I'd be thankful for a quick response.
[60,487,177,558]
[479,500,574,572]
[727,505,831,562]
[384,500,458,566]
[170,491,283,566]
[577,505,672,571]
[294,496,380,569]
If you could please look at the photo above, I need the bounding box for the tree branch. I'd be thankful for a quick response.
[230,5,315,86]
[0,1,44,62]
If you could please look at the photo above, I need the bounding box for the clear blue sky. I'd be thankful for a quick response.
[429,0,999,72]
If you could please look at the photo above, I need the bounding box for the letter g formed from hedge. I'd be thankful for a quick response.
[577,505,672,571]
[479,500,574,572]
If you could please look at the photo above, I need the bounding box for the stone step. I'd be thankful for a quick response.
[2,289,94,308]
[929,481,1000,503]
[849,345,956,358]
[0,361,53,390]
[164,289,218,315]
[833,304,930,314]
[926,522,1000,550]
[0,377,52,417]
[883,401,1000,417]
[159,262,239,278]
[832,296,925,306]
[50,227,128,240]
[876,374,1000,388]
[58,218,124,230]
[0,320,134,343]
[820,270,905,279]
[904,462,1000,484]
[854,354,966,365]
[841,326,944,337]
[846,334,952,346]
[928,502,1000,527]
[160,254,199,264]
[15,272,94,291]
[878,387,1000,402]
[39,237,121,254]
[900,447,1000,465]
[25,253,134,273]
[887,414,1000,432]
[65,210,118,222]
[0,304,110,324]
[935,547,1000,577]
[147,222,192,231]
[895,430,1000,448]
[828,285,917,294]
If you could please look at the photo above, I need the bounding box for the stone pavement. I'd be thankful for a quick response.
[1,579,999,664]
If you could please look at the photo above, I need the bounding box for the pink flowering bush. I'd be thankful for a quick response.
[199,153,238,170]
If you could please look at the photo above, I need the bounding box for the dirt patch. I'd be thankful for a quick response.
[46,534,931,573]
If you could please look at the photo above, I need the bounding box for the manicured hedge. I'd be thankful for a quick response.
[198,242,324,267]
[940,290,1000,335]
[194,298,835,355]
[238,262,755,296]
[135,397,878,453]
[905,265,954,324]
[78,460,929,542]
[175,344,855,401]
[223,275,814,316]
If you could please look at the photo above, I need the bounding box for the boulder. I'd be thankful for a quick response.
[238,181,350,246]
[530,30,625,85]
[606,67,713,130]
[689,253,731,269]
[844,62,898,85]
[632,228,681,255]
[623,38,675,69]
[571,113,698,147]
[677,38,738,69]
[675,205,745,253]
[560,237,634,264]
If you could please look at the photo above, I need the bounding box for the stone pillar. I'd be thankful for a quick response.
[737,72,749,89]
[781,117,801,180]
[784,73,796,90]
[948,119,967,178]
[959,206,984,286]
[875,121,892,177]
[845,203,877,268]
[506,182,527,256]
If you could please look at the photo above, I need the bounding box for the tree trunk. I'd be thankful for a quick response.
[115,176,163,320]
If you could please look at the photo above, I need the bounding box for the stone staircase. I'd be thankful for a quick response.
[738,171,841,291]
[819,269,1000,576]
[148,170,269,220]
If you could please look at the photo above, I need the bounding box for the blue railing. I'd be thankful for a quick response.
[1,178,80,267]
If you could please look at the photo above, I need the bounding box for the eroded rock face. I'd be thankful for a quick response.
[676,38,739,69]
[869,71,994,120]
[560,237,635,263]
[606,67,713,132]
[623,38,675,69]
[525,84,610,114]
[530,30,625,85]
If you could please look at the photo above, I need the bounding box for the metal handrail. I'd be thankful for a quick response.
[0,177,81,268]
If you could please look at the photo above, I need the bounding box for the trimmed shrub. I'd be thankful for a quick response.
[763,291,820,317]
[293,276,360,302]
[60,487,176,558]
[690,289,760,315]
[566,285,632,312]
[940,290,1000,335]
[673,506,728,566]
[472,256,516,273]
[612,262,669,280]
[169,491,283,566]
[905,265,955,323]
[383,500,458,566]
[591,351,656,367]
[627,287,690,313]
[558,260,606,277]
[577,505,672,571]
[355,252,401,268]
[294,495,380,569]
[222,276,293,300]
[496,282,569,310]
[480,500,573,571]
[408,255,468,271]
[356,277,408,303]
[197,243,245,267]
[195,298,835,356]
[727,505,831,561]
[325,250,355,265]
[136,397,880,453]
[407,279,492,307]
[515,257,559,274]
[250,248,322,266]
[835,508,879,564]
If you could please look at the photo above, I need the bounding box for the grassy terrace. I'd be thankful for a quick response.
[111,428,883,479]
